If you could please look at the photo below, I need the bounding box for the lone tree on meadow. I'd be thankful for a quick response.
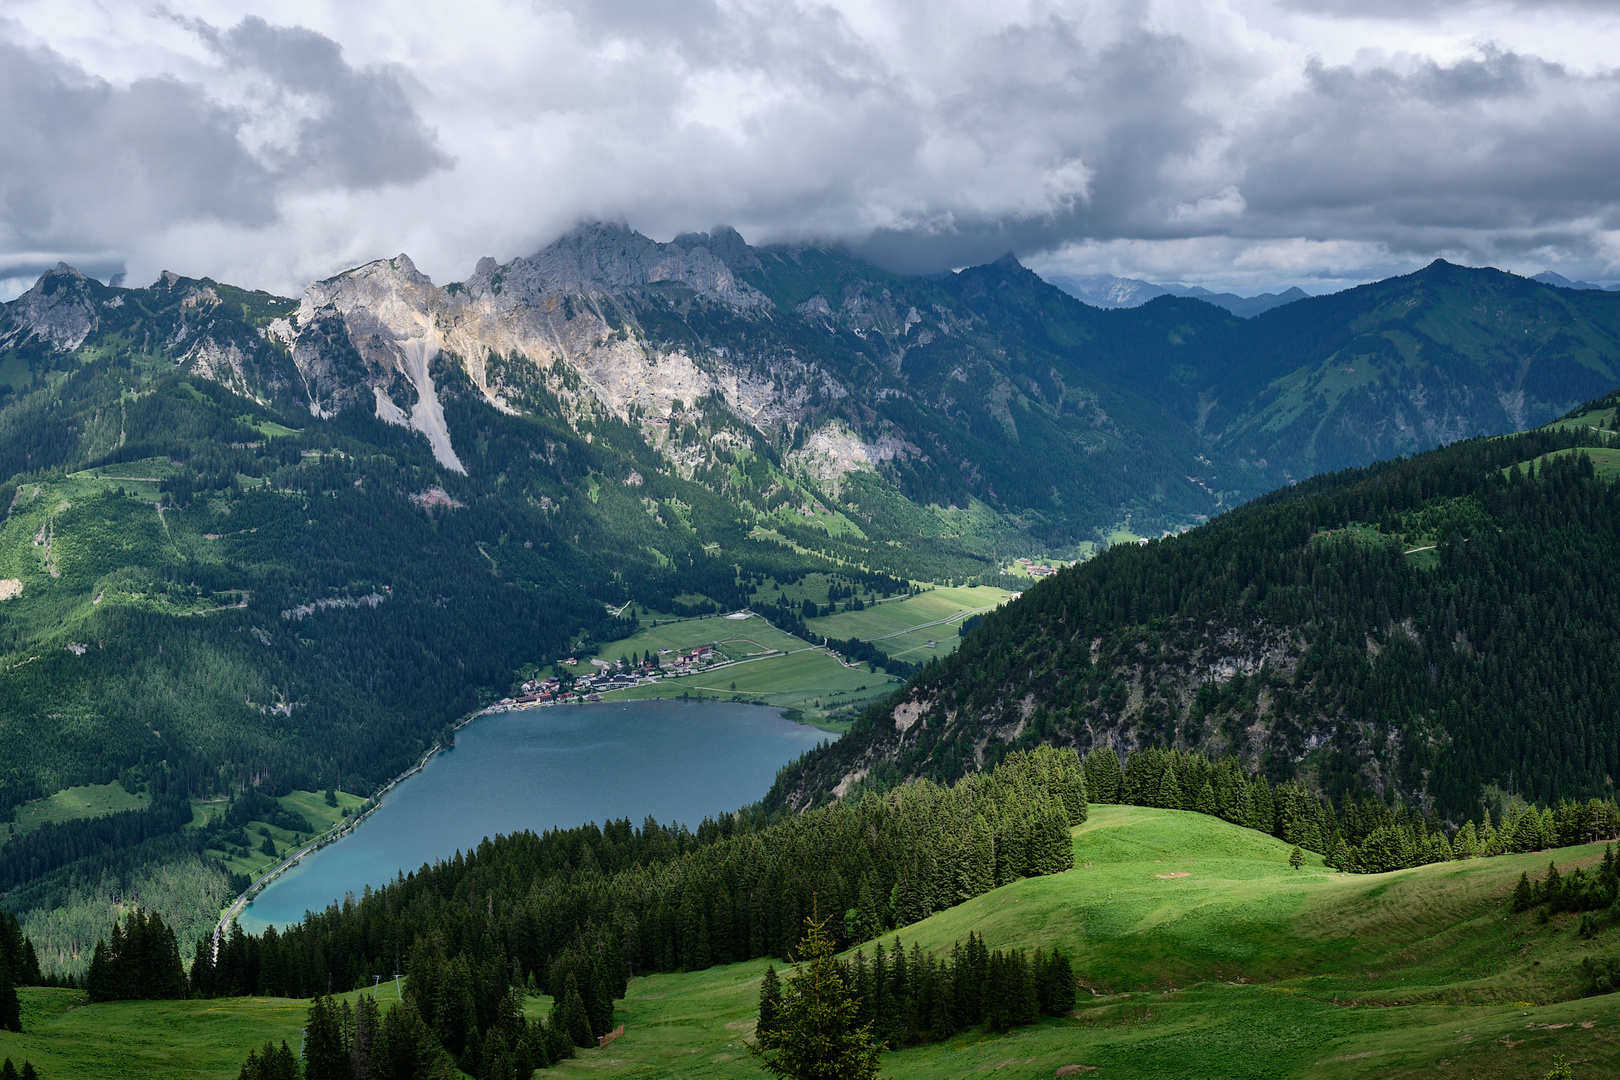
[1289,846,1305,871]
[749,904,882,1080]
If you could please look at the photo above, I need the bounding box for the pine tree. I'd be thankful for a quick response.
[749,906,881,1080]
[1156,766,1182,810]
[1289,846,1305,871]
[380,999,437,1079]
[0,1059,15,1080]
[1083,747,1123,804]
[18,1063,35,1080]
[757,965,783,1049]
[1195,780,1217,817]
[304,995,352,1080]
[1512,871,1535,912]
[352,993,380,1080]
[555,975,593,1049]
[0,953,19,1034]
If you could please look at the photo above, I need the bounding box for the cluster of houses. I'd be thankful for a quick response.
[1014,557,1060,578]
[488,644,726,712]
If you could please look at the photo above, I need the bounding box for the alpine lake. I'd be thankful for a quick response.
[238,699,824,932]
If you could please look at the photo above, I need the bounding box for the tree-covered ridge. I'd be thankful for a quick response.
[772,410,1620,822]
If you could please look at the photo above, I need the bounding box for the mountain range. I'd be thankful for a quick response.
[3,222,1620,899]
[1040,272,1312,317]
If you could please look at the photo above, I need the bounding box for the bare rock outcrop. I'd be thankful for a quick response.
[1,264,100,352]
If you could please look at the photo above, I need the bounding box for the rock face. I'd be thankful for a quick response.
[1,264,101,352]
[272,225,797,477]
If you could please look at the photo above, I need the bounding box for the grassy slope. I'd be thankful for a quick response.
[558,806,1620,1079]
[9,807,1620,1079]
[9,782,148,841]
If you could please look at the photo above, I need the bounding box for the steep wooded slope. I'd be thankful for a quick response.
[771,393,1620,820]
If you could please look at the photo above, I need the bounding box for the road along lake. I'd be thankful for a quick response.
[239,699,824,932]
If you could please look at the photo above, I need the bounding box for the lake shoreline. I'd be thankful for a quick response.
[234,700,823,933]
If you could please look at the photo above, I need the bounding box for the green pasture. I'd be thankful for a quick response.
[543,805,1620,1079]
[805,585,1011,645]
[604,614,802,662]
[1510,446,1620,481]
[600,646,902,716]
[6,781,148,839]
[1544,404,1618,435]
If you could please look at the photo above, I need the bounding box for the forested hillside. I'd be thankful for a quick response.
[772,392,1620,822]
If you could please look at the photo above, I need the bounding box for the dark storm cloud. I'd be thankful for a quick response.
[0,15,447,281]
[193,16,451,189]
[1229,50,1620,260]
[0,38,276,251]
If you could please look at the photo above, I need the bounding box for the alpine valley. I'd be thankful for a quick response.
[4,222,1620,1079]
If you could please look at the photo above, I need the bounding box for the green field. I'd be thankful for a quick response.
[599,644,903,718]
[542,806,1620,1079]
[1511,446,1620,480]
[579,613,804,669]
[8,781,148,840]
[192,789,368,887]
[10,805,1620,1079]
[805,585,1014,663]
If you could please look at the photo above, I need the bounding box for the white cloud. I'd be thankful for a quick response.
[1,0,1618,298]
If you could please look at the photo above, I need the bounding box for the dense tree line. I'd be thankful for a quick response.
[84,909,187,1002]
[777,420,1620,824]
[762,931,1075,1049]
[0,783,194,893]
[1077,744,1620,874]
[185,750,1083,1074]
[1511,847,1620,929]
[0,912,41,1033]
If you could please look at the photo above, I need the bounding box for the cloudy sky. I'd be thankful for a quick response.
[3,0,1618,300]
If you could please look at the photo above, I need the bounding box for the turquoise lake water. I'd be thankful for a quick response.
[239,700,824,932]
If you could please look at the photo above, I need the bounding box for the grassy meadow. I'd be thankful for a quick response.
[805,585,1014,663]
[9,804,1620,1078]
[9,781,148,841]
[549,806,1620,1079]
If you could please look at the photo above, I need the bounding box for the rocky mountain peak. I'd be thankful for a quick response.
[516,221,768,307]
[1,262,99,353]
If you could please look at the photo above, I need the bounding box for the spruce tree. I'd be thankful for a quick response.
[18,1063,35,1080]
[0,1059,14,1080]
[1289,846,1305,871]
[1512,871,1535,912]
[304,995,352,1080]
[749,906,881,1080]
[1195,780,1217,817]
[1156,766,1182,811]
[0,954,19,1033]
[555,975,593,1049]
[757,965,783,1048]
[352,993,380,1080]
[380,1000,435,1079]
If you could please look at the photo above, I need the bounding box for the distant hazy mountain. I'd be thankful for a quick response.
[1042,272,1310,317]
[1532,271,1620,292]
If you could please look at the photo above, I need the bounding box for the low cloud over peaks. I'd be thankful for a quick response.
[2,1,1618,298]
